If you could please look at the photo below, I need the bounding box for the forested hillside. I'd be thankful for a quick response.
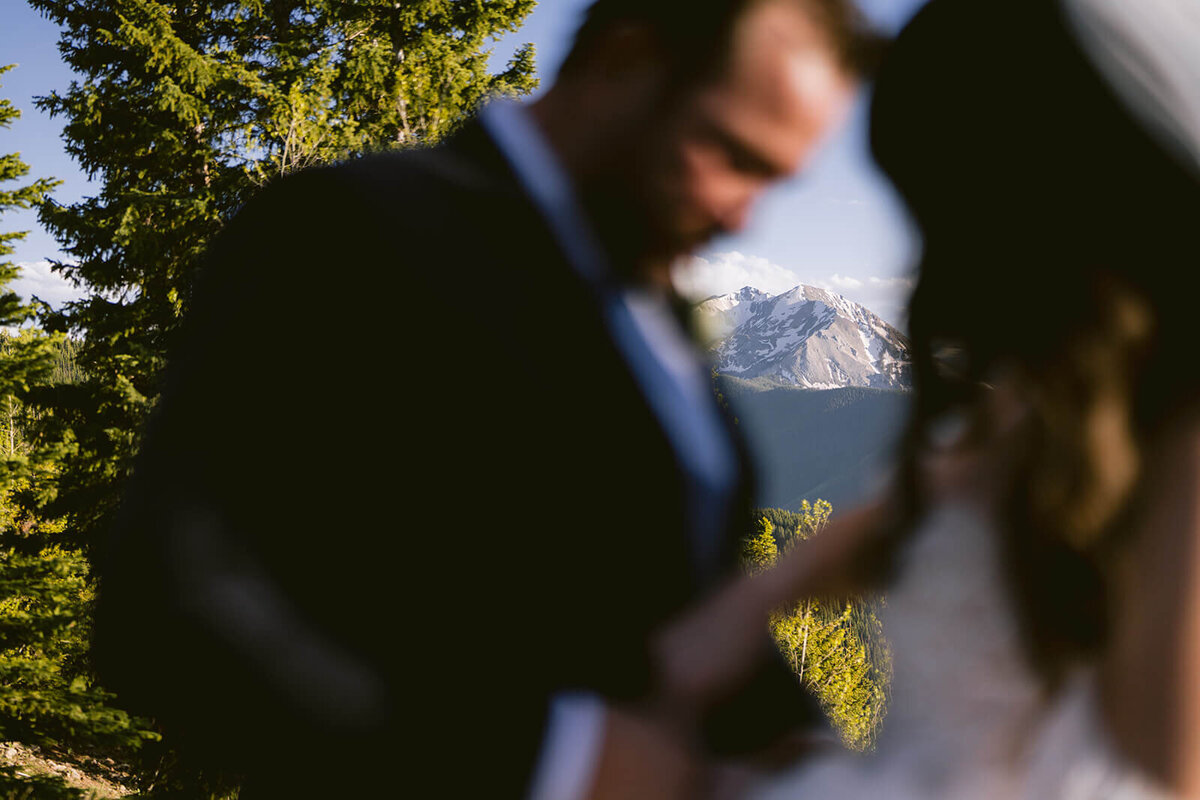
[719,376,910,510]
[744,503,891,750]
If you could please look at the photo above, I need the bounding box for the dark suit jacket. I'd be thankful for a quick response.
[94,117,811,797]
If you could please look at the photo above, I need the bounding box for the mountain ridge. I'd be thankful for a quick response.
[697,284,912,390]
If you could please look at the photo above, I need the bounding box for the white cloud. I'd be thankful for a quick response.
[10,261,86,309]
[869,276,915,290]
[831,273,863,290]
[673,251,804,300]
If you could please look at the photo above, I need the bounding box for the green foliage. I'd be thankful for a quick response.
[48,337,80,386]
[0,66,157,795]
[0,546,150,752]
[758,499,834,549]
[741,517,778,574]
[795,498,833,540]
[0,67,60,326]
[745,504,891,751]
[770,594,890,751]
[27,0,539,545]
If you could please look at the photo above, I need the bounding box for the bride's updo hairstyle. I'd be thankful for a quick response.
[870,0,1200,687]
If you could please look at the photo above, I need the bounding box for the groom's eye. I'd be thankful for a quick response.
[698,122,779,179]
[724,142,775,178]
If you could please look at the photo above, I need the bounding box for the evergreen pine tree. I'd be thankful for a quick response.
[0,64,153,798]
[795,498,833,541]
[743,503,892,750]
[26,0,537,545]
[771,597,889,750]
[742,516,778,573]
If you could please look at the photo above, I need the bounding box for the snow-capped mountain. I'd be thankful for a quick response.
[694,286,773,339]
[698,285,911,390]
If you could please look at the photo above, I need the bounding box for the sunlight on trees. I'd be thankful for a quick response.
[745,502,892,751]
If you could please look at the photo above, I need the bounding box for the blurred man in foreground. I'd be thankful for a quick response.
[95,1,878,796]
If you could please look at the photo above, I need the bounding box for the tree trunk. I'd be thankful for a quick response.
[798,600,811,682]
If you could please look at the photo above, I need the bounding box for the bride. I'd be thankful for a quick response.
[654,0,1200,797]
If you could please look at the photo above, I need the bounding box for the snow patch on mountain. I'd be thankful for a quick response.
[695,286,772,341]
[697,284,911,390]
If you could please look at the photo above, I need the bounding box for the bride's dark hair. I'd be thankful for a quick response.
[869,0,1200,687]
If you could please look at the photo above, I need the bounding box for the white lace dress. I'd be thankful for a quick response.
[753,502,1171,800]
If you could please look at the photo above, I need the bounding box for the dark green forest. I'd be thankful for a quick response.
[1,2,892,796]
[718,376,910,510]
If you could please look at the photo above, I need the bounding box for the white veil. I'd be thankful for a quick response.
[1061,0,1200,178]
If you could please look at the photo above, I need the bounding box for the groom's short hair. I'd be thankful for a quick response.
[559,0,884,86]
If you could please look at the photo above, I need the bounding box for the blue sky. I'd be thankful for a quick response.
[1,0,927,325]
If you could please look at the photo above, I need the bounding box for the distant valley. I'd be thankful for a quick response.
[699,286,912,510]
[717,376,909,511]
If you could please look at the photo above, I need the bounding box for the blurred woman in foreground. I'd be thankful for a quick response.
[657,0,1200,796]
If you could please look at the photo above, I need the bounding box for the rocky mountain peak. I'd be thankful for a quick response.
[697,285,911,390]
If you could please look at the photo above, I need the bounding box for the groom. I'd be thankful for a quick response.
[95,0,878,796]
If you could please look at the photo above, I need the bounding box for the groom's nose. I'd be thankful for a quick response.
[715,196,755,235]
[705,179,766,237]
